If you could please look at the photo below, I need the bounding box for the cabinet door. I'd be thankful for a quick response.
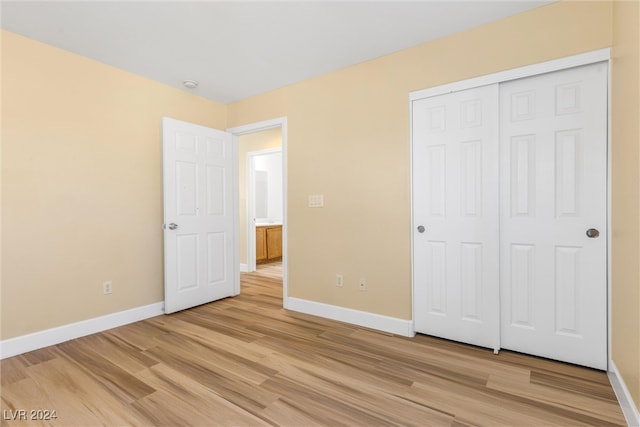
[256,227,267,263]
[266,226,282,260]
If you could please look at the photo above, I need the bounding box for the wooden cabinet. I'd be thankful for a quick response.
[266,226,282,259]
[256,225,282,263]
[256,227,268,263]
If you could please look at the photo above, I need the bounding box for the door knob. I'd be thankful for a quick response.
[166,223,178,230]
[417,225,426,233]
[586,228,599,238]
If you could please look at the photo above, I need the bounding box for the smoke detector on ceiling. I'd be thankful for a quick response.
[182,80,199,89]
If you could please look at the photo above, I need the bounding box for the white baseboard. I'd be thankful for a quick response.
[0,302,164,359]
[240,263,249,272]
[609,360,640,427]
[287,297,413,337]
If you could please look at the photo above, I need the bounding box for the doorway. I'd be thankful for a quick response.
[248,148,283,270]
[228,117,289,308]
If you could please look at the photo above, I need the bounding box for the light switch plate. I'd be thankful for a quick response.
[308,195,324,208]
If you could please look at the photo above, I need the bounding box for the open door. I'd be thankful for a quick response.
[162,117,239,314]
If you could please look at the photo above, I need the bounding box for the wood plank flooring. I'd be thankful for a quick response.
[1,263,626,426]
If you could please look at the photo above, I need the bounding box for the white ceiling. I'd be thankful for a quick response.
[1,1,553,104]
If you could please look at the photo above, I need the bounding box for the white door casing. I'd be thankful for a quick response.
[499,63,608,369]
[162,117,239,314]
[412,84,500,350]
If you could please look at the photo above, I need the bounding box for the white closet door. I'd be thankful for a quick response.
[499,63,608,369]
[413,84,500,350]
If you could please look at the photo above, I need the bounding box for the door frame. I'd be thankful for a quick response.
[227,117,289,308]
[247,147,283,272]
[410,48,611,366]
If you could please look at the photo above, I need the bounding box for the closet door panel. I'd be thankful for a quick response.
[499,63,607,369]
[413,84,500,350]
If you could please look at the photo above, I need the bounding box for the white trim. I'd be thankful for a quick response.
[0,302,164,359]
[246,148,282,157]
[288,297,414,337]
[232,128,241,296]
[609,360,640,427]
[247,154,256,271]
[240,263,249,273]
[410,48,611,101]
[409,91,418,337]
[227,117,284,136]
[227,117,289,308]
[607,59,613,371]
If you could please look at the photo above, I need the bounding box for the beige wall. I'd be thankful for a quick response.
[1,30,227,339]
[612,0,640,408]
[237,129,282,265]
[228,1,613,320]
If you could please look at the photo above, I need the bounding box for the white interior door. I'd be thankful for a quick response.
[499,63,608,369]
[412,84,500,350]
[162,117,238,314]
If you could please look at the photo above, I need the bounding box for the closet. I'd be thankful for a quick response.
[411,60,608,370]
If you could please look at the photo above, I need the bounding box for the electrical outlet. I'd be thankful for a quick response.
[336,274,343,287]
[103,281,113,295]
[359,278,366,291]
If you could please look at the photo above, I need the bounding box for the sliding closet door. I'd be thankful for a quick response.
[413,84,500,350]
[499,63,608,369]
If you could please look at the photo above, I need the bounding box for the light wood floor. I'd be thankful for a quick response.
[1,262,626,426]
